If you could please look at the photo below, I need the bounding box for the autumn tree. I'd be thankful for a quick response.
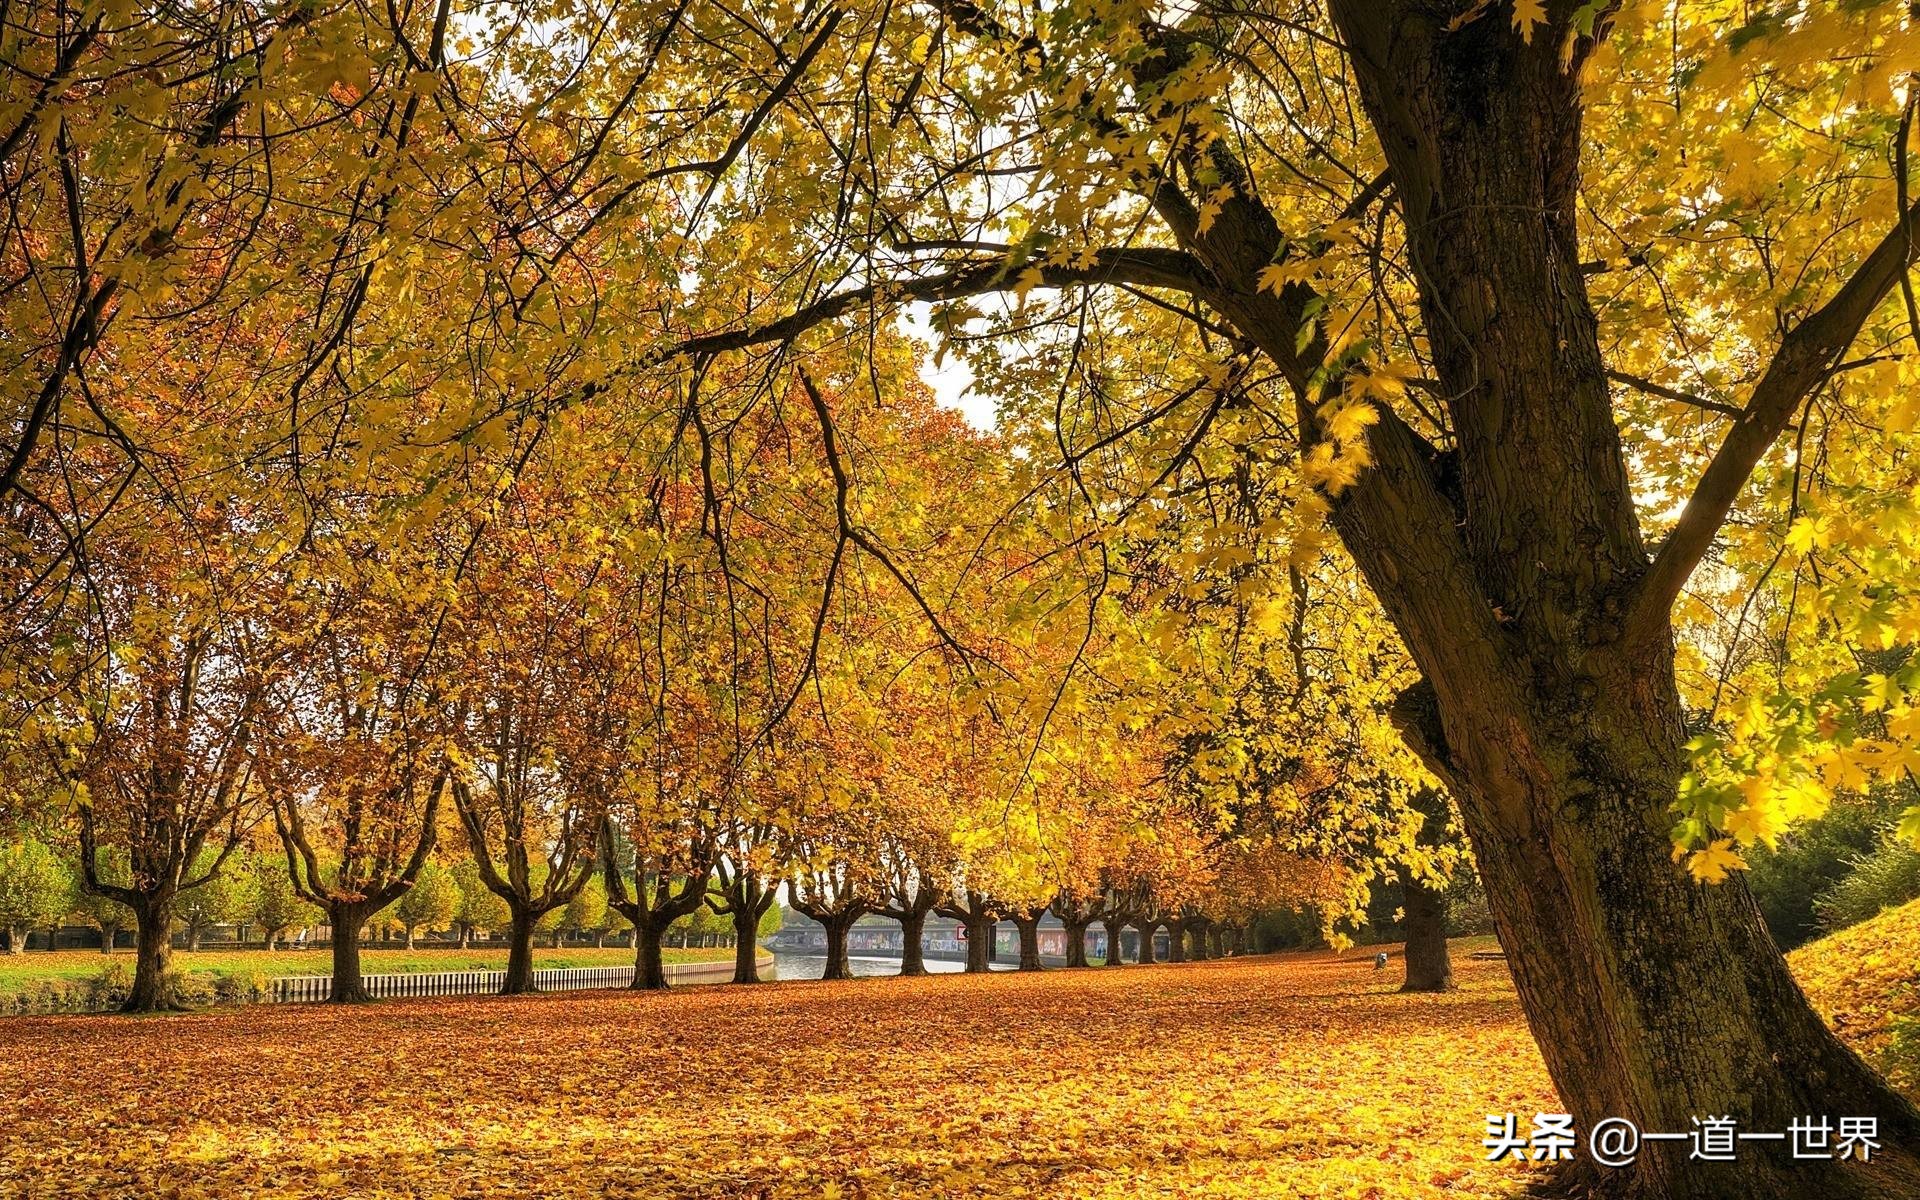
[393,863,457,949]
[449,506,618,995]
[26,506,279,1010]
[176,849,256,951]
[70,847,132,954]
[0,837,70,954]
[270,548,458,1002]
[248,854,314,951]
[708,818,784,985]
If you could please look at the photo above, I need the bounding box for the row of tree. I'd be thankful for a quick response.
[0,840,769,957]
[15,3,1920,1192]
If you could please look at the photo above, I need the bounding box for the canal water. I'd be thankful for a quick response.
[770,953,1011,980]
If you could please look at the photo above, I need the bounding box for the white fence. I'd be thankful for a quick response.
[269,958,757,1003]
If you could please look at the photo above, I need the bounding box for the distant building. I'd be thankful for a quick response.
[766,910,1113,964]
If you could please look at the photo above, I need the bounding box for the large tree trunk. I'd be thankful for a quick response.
[1062,920,1090,968]
[3,926,24,955]
[1398,870,1453,994]
[1100,917,1125,966]
[122,893,176,1012]
[1300,9,1920,1195]
[1012,914,1044,971]
[731,906,762,983]
[500,909,537,995]
[327,904,372,1003]
[1187,920,1210,961]
[897,911,927,976]
[820,916,854,981]
[1166,920,1187,964]
[963,916,993,973]
[1133,920,1156,964]
[632,921,669,990]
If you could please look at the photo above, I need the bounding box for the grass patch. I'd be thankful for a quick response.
[0,944,734,989]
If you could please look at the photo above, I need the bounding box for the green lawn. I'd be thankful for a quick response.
[0,944,735,988]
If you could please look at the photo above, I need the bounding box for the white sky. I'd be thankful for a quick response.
[903,303,993,430]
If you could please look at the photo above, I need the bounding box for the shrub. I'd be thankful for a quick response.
[210,972,268,1004]
[161,969,216,1009]
[1814,840,1920,933]
[1745,801,1891,947]
[84,962,132,1011]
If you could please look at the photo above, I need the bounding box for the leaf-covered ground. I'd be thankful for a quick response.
[0,945,731,989]
[1789,896,1920,1072]
[1,949,1565,1200]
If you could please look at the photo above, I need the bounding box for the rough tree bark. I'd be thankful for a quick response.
[1010,906,1046,971]
[818,913,857,980]
[937,891,1000,974]
[1100,915,1127,966]
[1166,918,1187,964]
[124,896,177,1011]
[326,903,373,1003]
[1283,7,1920,1195]
[1398,869,1454,994]
[896,909,929,976]
[500,909,539,994]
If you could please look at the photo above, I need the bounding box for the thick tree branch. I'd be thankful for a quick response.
[1623,195,1920,645]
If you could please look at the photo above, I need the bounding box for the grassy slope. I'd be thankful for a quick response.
[0,945,734,988]
[1788,894,1920,1066]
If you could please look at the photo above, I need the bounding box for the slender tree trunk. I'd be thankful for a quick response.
[403,925,416,951]
[122,896,178,1012]
[1063,920,1090,968]
[327,904,372,1004]
[1398,870,1454,993]
[632,921,669,990]
[500,909,537,995]
[1013,915,1043,971]
[186,925,202,952]
[1101,917,1125,965]
[4,926,24,955]
[897,911,927,976]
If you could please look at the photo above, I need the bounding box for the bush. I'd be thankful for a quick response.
[84,962,131,1011]
[210,971,268,1004]
[1745,802,1890,947]
[1814,840,1920,934]
[161,969,216,1009]
[1444,871,1496,938]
